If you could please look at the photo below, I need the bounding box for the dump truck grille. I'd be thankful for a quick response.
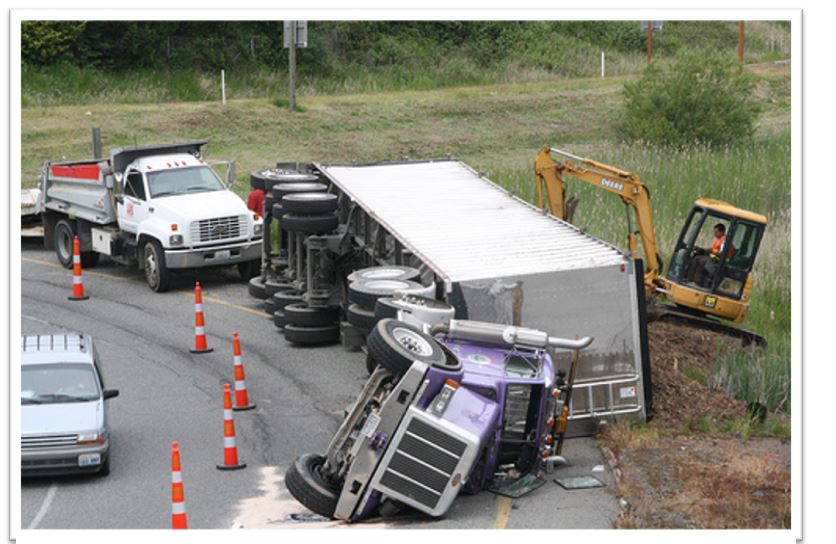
[377,417,467,510]
[190,215,246,243]
[22,434,78,449]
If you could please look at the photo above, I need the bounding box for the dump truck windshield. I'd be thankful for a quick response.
[147,166,225,198]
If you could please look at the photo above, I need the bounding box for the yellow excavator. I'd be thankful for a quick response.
[534,145,768,346]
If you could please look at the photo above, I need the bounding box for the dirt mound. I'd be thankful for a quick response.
[647,321,747,427]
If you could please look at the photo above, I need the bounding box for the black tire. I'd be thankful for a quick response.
[248,276,268,299]
[265,297,277,316]
[81,252,100,268]
[274,289,305,310]
[251,169,319,191]
[347,303,377,332]
[98,454,111,477]
[374,297,401,320]
[272,203,289,219]
[347,266,421,284]
[54,219,76,269]
[348,279,425,310]
[265,278,293,297]
[142,239,171,292]
[282,192,339,214]
[238,260,260,280]
[282,213,339,235]
[273,310,286,330]
[366,319,448,376]
[271,182,327,201]
[284,324,340,346]
[284,303,339,327]
[285,453,340,519]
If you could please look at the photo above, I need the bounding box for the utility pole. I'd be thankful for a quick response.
[289,21,297,111]
[647,20,653,64]
[738,21,745,74]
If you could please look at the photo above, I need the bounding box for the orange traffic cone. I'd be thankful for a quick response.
[171,441,188,529]
[217,383,246,470]
[189,282,213,354]
[231,332,256,411]
[68,235,89,301]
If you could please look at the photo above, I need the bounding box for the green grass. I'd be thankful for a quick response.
[20,62,792,415]
[682,414,791,440]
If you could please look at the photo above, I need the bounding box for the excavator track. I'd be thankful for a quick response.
[647,303,767,348]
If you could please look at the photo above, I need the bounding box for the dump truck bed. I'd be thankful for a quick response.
[318,159,652,433]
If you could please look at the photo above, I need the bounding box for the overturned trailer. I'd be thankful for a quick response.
[318,159,653,433]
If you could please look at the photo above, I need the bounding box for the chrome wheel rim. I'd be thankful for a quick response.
[144,245,159,287]
[392,327,433,356]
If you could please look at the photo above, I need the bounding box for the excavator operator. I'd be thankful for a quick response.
[688,223,735,286]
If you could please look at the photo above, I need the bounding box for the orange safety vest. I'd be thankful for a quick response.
[711,235,735,260]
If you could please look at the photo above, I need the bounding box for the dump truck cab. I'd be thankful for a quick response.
[664,199,767,322]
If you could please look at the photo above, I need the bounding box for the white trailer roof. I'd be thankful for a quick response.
[319,160,628,283]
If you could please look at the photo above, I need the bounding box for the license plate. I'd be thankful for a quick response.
[78,453,101,467]
[215,250,231,260]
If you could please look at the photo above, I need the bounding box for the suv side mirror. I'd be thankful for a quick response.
[103,389,120,400]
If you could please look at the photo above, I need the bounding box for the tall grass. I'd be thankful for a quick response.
[490,133,792,412]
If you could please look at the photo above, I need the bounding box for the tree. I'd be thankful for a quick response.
[618,48,761,147]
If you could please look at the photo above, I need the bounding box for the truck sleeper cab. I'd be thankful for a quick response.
[42,140,263,292]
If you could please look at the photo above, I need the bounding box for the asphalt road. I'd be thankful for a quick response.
[19,239,618,530]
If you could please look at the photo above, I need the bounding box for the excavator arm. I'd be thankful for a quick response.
[534,145,662,284]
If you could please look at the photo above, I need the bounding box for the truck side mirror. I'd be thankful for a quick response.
[113,172,124,195]
[103,389,119,400]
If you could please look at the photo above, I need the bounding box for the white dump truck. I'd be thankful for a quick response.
[40,140,263,292]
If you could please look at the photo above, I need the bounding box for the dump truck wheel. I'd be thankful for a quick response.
[143,239,171,293]
[347,303,377,332]
[265,278,292,297]
[281,213,339,235]
[366,319,447,376]
[248,277,268,299]
[347,265,421,284]
[54,219,75,269]
[282,192,339,214]
[348,279,425,310]
[284,324,340,346]
[285,453,340,519]
[273,310,286,330]
[284,303,339,327]
[265,297,277,316]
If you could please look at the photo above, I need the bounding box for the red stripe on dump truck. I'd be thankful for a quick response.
[51,164,101,180]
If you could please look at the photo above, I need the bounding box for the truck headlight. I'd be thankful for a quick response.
[253,223,263,236]
[169,234,184,246]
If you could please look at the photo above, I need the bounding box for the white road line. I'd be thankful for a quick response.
[27,482,58,529]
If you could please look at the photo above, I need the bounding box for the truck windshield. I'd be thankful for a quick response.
[147,166,225,198]
[22,363,101,404]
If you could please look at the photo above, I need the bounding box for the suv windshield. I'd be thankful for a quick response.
[22,363,101,404]
[147,166,225,198]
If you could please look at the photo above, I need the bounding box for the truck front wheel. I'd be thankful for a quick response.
[54,219,75,269]
[143,239,171,292]
[285,453,340,519]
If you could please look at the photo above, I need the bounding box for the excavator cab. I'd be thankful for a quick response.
[664,199,767,322]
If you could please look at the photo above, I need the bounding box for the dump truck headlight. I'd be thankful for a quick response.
[169,234,184,246]
[253,223,263,236]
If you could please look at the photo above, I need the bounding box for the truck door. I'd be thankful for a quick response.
[117,169,149,234]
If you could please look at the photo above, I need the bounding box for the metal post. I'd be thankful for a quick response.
[289,21,297,111]
[647,21,653,64]
[738,21,745,74]
[601,51,605,78]
[221,69,226,105]
[91,127,102,159]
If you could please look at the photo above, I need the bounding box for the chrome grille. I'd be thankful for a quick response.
[190,215,246,243]
[378,417,466,510]
[22,434,78,449]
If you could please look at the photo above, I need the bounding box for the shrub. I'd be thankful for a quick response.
[618,48,761,147]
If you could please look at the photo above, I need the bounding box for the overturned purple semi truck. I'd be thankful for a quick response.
[286,317,593,521]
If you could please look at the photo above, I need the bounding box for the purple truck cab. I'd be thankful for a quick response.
[285,318,592,522]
